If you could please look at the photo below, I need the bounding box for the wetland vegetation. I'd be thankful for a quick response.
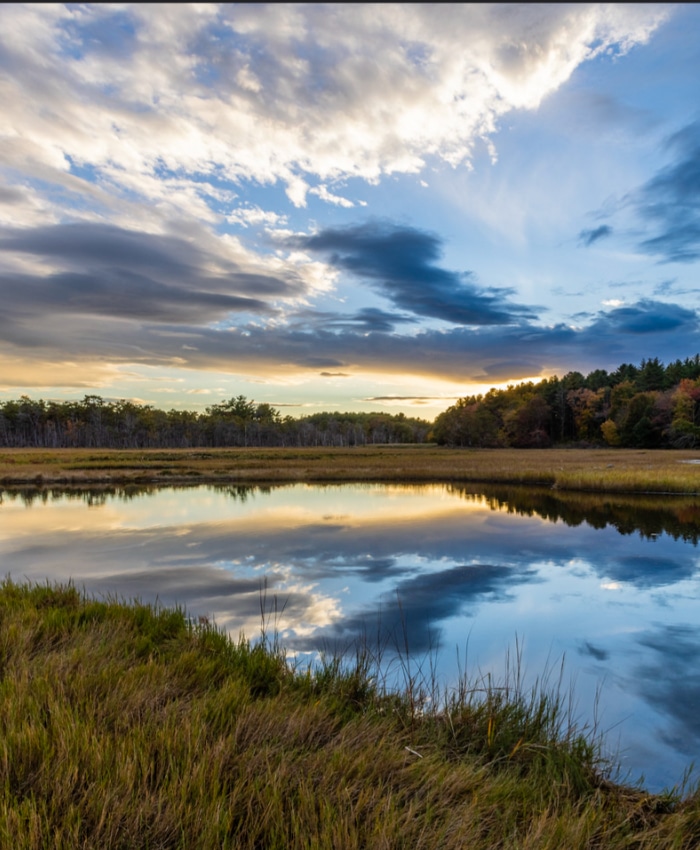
[1,445,700,495]
[1,580,700,849]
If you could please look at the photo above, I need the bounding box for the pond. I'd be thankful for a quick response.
[1,481,699,793]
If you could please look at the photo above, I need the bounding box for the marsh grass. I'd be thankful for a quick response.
[0,580,699,848]
[2,446,700,494]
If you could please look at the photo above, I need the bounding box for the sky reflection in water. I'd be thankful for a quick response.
[1,482,699,793]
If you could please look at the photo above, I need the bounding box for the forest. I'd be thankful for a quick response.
[2,355,700,450]
[0,393,430,449]
[433,355,700,449]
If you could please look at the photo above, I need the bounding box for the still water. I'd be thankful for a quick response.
[1,482,699,793]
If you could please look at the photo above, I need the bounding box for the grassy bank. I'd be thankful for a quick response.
[0,581,699,849]
[2,446,700,494]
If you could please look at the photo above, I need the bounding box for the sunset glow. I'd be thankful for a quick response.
[1,3,697,417]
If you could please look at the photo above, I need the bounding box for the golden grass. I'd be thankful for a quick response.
[1,446,700,494]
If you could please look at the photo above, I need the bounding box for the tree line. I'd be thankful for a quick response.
[0,394,430,449]
[3,355,700,450]
[432,356,700,449]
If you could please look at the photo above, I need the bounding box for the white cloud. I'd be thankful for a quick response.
[226,206,288,228]
[309,185,354,208]
[0,3,667,226]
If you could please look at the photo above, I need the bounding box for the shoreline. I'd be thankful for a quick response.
[1,446,700,495]
[0,579,697,848]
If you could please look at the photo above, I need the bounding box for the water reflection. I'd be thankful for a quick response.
[1,481,699,792]
[634,625,700,751]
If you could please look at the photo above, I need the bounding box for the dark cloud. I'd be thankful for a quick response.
[0,186,26,205]
[0,222,304,324]
[578,224,612,247]
[4,296,695,388]
[289,222,538,326]
[2,223,192,274]
[591,299,697,334]
[0,269,269,323]
[598,554,698,589]
[652,279,676,296]
[291,562,537,654]
[4,290,697,389]
[297,306,416,333]
[633,624,700,755]
[347,307,417,331]
[635,121,700,262]
[478,359,545,379]
[579,641,609,662]
[365,396,453,402]
[85,567,267,604]
[297,355,346,368]
[0,220,697,386]
[653,279,700,297]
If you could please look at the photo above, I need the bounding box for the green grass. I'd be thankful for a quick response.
[1,581,699,848]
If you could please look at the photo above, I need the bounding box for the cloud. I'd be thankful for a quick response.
[291,222,538,325]
[0,217,696,390]
[0,357,120,388]
[290,561,537,654]
[226,206,288,228]
[634,121,700,262]
[0,5,682,394]
[632,625,700,755]
[297,306,418,333]
[578,224,612,246]
[0,221,325,327]
[365,396,455,402]
[0,4,666,226]
[0,187,26,205]
[579,641,609,662]
[651,278,700,297]
[590,298,697,334]
[309,185,355,208]
[1,263,697,389]
[598,554,698,589]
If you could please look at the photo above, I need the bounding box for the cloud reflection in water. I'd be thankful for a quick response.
[1,482,699,791]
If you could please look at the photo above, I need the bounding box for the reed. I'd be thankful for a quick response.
[0,580,698,848]
[2,446,700,495]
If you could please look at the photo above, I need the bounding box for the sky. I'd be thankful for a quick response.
[1,3,700,419]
